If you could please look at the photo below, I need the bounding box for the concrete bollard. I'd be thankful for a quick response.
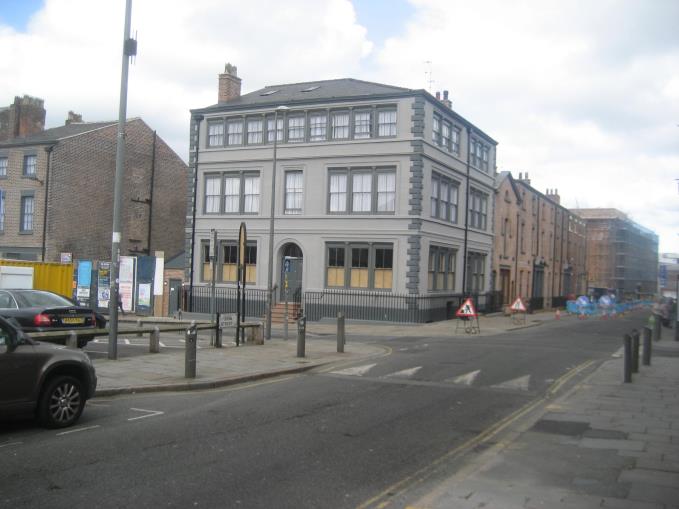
[136,319,143,338]
[631,329,640,373]
[623,333,632,383]
[642,326,652,366]
[297,313,306,358]
[66,331,78,349]
[150,326,160,353]
[185,321,197,378]
[337,312,345,353]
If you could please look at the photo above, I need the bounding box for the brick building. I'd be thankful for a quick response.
[571,208,658,298]
[0,96,188,262]
[493,172,587,309]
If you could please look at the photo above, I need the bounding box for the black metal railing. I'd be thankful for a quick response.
[184,286,268,318]
[529,297,544,311]
[303,290,502,323]
[551,296,569,308]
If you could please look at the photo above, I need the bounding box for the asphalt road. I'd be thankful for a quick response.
[0,313,648,509]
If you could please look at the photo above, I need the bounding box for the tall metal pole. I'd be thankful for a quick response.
[265,106,287,339]
[108,0,135,360]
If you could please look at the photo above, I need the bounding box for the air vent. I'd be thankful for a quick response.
[301,86,320,92]
[260,90,279,96]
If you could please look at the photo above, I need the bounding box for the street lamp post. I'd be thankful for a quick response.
[265,105,288,339]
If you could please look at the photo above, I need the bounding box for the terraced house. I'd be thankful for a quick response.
[186,65,497,322]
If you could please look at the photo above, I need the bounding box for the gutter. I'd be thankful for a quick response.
[188,115,203,311]
[41,144,55,261]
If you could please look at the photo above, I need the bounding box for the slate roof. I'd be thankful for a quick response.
[194,78,415,113]
[0,121,117,147]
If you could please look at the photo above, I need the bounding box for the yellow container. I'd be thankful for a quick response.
[0,259,74,298]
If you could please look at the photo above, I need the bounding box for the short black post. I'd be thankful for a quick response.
[631,329,640,373]
[215,312,222,348]
[185,321,197,378]
[623,333,632,383]
[297,313,306,358]
[337,312,345,353]
[652,314,661,341]
[136,318,143,338]
[642,326,652,366]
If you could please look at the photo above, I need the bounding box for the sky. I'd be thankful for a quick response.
[1,0,677,253]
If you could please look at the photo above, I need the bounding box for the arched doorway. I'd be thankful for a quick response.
[280,243,303,302]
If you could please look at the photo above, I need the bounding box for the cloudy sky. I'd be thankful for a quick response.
[1,0,678,253]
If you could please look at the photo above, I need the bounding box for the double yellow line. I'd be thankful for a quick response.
[355,358,596,509]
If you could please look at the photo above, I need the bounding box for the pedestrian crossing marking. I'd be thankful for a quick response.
[330,363,377,377]
[447,369,481,386]
[490,375,530,391]
[384,366,422,379]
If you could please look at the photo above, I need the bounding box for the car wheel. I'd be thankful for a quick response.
[77,338,88,348]
[38,375,85,428]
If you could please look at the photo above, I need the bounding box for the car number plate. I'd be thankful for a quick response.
[62,317,85,325]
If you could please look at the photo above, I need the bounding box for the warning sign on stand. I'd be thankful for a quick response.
[510,297,527,313]
[455,298,478,318]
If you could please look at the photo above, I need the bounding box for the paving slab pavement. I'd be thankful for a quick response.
[408,337,679,509]
[93,337,387,397]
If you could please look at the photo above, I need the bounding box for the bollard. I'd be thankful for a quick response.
[652,314,661,342]
[642,326,652,366]
[623,333,633,383]
[337,312,345,353]
[185,320,197,378]
[66,331,78,349]
[297,313,306,358]
[136,319,143,338]
[150,326,160,353]
[631,329,640,373]
[215,312,222,348]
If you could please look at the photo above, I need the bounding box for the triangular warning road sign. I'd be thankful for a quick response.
[455,298,478,317]
[510,297,527,312]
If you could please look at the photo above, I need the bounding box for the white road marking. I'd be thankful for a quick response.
[0,441,23,449]
[491,375,531,391]
[128,408,165,421]
[447,369,481,386]
[56,425,100,436]
[123,338,131,345]
[612,347,624,358]
[330,363,377,377]
[384,366,422,379]
[159,341,167,347]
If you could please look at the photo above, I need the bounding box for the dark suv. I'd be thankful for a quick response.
[0,316,97,428]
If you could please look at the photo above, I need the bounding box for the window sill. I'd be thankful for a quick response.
[19,231,34,235]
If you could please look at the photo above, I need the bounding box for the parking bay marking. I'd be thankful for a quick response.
[0,441,23,449]
[128,408,165,421]
[56,425,100,436]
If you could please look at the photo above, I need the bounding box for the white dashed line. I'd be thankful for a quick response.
[491,375,531,391]
[330,364,377,377]
[384,366,422,379]
[447,369,481,386]
[0,441,23,449]
[128,408,165,421]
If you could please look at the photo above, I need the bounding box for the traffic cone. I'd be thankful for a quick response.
[555,309,561,320]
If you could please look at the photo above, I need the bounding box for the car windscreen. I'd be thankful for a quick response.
[13,291,75,309]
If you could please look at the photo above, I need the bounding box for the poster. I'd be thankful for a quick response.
[154,257,164,296]
[76,260,92,306]
[138,283,151,307]
[97,262,111,309]
[119,256,136,312]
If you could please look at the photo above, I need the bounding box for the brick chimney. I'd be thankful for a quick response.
[547,188,561,204]
[65,111,83,125]
[218,63,241,103]
[442,90,452,109]
[0,95,45,141]
[517,171,531,186]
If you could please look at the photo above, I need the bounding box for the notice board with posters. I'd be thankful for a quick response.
[135,256,156,315]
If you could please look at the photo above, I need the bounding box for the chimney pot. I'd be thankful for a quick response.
[519,172,523,179]
[435,91,440,100]
[443,90,449,100]
[65,111,82,125]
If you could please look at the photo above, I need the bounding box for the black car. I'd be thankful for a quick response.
[0,289,104,348]
[0,315,97,428]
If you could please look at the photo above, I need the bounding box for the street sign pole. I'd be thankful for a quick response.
[210,228,217,346]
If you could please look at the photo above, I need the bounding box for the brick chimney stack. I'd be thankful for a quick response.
[65,111,83,125]
[0,94,46,141]
[517,171,531,186]
[218,63,242,103]
[442,90,452,109]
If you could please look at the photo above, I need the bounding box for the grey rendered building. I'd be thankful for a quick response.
[186,66,497,321]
